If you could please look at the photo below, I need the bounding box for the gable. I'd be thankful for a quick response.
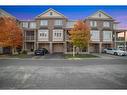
[87,10,113,19]
[0,9,16,19]
[36,8,67,19]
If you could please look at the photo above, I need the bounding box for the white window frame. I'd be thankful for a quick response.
[90,30,100,41]
[40,20,48,26]
[103,21,110,27]
[90,21,97,27]
[54,20,63,26]
[103,31,112,42]
[53,29,63,41]
[22,22,28,28]
[113,24,118,30]
[38,30,49,41]
[29,22,36,28]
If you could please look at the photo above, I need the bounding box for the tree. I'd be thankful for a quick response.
[0,17,22,54]
[69,20,90,56]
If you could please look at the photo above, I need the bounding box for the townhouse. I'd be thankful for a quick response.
[0,8,127,54]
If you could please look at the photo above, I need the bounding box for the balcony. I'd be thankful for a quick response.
[54,25,63,29]
[25,36,35,41]
[116,37,125,42]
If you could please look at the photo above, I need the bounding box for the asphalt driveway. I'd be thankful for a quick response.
[0,58,127,89]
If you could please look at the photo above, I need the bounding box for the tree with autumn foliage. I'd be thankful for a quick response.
[0,17,22,54]
[69,20,90,56]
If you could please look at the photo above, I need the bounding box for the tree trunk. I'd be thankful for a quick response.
[12,48,15,55]
[12,47,17,55]
[87,43,90,54]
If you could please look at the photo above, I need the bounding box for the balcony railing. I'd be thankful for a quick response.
[116,37,125,41]
[25,36,35,41]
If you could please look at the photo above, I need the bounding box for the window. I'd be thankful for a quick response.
[40,20,48,26]
[91,30,100,41]
[103,31,112,41]
[54,20,63,26]
[90,21,97,27]
[38,30,49,41]
[99,13,101,17]
[103,21,110,27]
[53,29,63,41]
[22,22,28,28]
[113,24,118,29]
[29,22,36,28]
[50,12,53,15]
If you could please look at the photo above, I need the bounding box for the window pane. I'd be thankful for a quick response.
[23,22,28,28]
[40,20,48,26]
[55,20,62,25]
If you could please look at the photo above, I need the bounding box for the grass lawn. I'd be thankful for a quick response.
[64,54,98,59]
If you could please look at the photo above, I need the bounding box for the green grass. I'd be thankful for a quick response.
[10,54,32,58]
[64,54,98,59]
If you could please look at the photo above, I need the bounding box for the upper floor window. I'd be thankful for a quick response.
[90,30,100,41]
[22,22,28,28]
[29,22,36,28]
[53,29,63,41]
[103,21,110,27]
[50,12,53,16]
[38,30,49,41]
[54,20,63,26]
[90,21,97,27]
[103,31,112,41]
[113,24,118,30]
[40,20,48,26]
[99,13,101,17]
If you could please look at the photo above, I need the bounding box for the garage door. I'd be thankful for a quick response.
[53,43,64,53]
[39,43,49,51]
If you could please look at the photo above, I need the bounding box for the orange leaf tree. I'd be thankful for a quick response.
[0,17,22,54]
[69,20,90,55]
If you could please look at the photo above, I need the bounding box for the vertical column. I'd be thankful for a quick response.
[64,42,67,54]
[23,31,26,51]
[124,31,126,51]
[50,42,53,54]
[22,30,25,51]
[99,42,102,54]
[36,42,39,50]
[114,31,117,49]
[34,30,37,50]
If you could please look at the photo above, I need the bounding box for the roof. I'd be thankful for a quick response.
[0,8,16,19]
[85,10,115,20]
[35,8,67,19]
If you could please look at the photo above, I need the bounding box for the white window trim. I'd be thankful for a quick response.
[103,31,112,42]
[103,21,110,27]
[38,30,49,41]
[90,30,100,41]
[23,22,28,28]
[29,22,36,28]
[90,21,97,27]
[54,20,63,26]
[53,29,63,41]
[40,20,48,26]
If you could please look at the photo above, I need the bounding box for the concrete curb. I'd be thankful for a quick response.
[0,57,115,60]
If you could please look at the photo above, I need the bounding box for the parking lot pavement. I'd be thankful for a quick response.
[0,58,127,89]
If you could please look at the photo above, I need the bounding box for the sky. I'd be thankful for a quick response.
[0,6,127,28]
